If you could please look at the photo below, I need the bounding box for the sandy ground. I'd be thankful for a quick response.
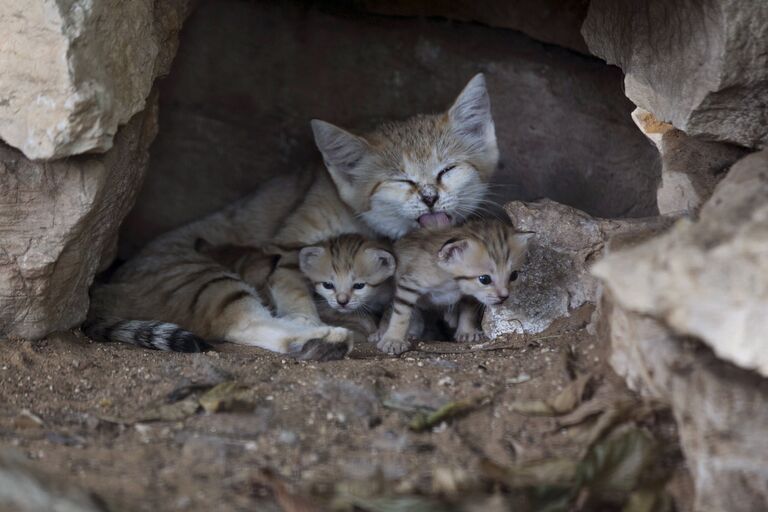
[0,307,691,511]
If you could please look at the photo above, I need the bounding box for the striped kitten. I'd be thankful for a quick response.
[377,219,533,355]
[86,74,498,359]
[195,235,396,336]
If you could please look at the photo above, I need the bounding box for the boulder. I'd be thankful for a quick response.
[0,94,159,340]
[345,0,590,54]
[632,108,749,214]
[482,199,671,337]
[0,0,190,160]
[592,150,768,377]
[582,0,768,149]
[599,296,768,512]
[120,0,659,255]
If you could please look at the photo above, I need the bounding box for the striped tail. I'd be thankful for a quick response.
[83,318,211,353]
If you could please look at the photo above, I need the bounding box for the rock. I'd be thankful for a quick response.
[598,297,768,512]
[345,0,591,54]
[0,449,109,512]
[482,200,671,337]
[0,94,159,340]
[592,150,768,377]
[582,0,768,149]
[0,0,190,160]
[633,108,749,214]
[120,0,659,255]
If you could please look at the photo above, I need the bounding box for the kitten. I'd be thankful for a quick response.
[195,235,396,337]
[377,219,532,355]
[86,74,498,359]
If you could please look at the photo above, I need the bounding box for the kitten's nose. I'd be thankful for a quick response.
[337,294,350,306]
[498,293,509,303]
[421,193,438,207]
[419,185,439,208]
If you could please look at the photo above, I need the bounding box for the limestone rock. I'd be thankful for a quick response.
[0,0,190,160]
[592,150,768,377]
[120,0,659,255]
[347,0,590,54]
[582,0,768,149]
[482,199,671,337]
[633,108,749,214]
[599,297,768,512]
[0,94,159,340]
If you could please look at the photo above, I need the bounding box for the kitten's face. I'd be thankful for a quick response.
[437,223,533,306]
[312,74,498,239]
[299,238,395,313]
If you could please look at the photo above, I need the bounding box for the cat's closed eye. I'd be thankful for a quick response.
[437,165,457,182]
[353,283,366,290]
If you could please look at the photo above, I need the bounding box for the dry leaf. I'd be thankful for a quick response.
[511,375,592,416]
[199,381,255,413]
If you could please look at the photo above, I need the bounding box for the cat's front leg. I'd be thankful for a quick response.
[209,292,352,360]
[454,298,486,342]
[377,285,419,355]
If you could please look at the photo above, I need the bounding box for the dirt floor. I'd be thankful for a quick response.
[0,307,692,512]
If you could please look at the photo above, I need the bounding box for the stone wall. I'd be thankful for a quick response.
[0,0,190,339]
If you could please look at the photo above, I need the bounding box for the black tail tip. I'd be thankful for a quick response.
[166,330,215,353]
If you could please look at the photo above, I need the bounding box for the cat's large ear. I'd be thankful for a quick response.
[311,120,372,194]
[299,246,325,275]
[447,74,497,159]
[363,247,396,283]
[437,238,471,272]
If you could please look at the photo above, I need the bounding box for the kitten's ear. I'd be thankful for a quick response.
[437,238,470,271]
[448,74,497,155]
[311,119,371,186]
[364,248,396,281]
[299,246,325,275]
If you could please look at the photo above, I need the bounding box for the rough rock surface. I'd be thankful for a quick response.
[582,0,768,149]
[592,150,768,377]
[0,95,159,340]
[599,297,768,512]
[346,0,590,53]
[120,0,659,255]
[632,108,749,214]
[0,0,189,160]
[482,200,671,337]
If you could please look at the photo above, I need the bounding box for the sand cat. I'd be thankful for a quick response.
[377,219,532,355]
[195,235,396,337]
[86,74,498,360]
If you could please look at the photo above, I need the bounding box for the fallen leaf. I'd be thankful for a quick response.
[409,396,491,432]
[577,427,659,505]
[137,395,200,422]
[511,375,592,416]
[199,381,256,413]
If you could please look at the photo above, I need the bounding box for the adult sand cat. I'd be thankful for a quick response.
[86,74,499,360]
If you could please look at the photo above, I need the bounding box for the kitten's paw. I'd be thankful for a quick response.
[368,331,383,343]
[290,338,351,362]
[326,326,353,343]
[454,330,487,343]
[377,337,411,356]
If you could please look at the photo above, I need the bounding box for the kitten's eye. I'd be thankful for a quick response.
[478,275,492,285]
[509,271,519,282]
[352,283,366,290]
[437,165,457,181]
[321,282,335,290]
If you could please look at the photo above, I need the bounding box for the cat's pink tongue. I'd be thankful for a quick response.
[418,212,451,228]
